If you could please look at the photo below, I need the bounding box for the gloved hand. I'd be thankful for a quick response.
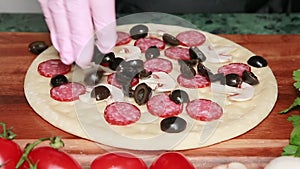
[38,0,117,68]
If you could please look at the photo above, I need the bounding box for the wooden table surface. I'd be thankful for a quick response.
[0,32,300,168]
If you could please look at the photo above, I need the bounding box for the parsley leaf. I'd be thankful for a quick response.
[293,69,300,83]
[279,97,300,114]
[282,115,300,157]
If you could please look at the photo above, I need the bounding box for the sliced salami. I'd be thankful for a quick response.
[50,82,86,102]
[217,63,251,77]
[116,31,132,46]
[134,37,165,53]
[104,102,141,125]
[176,30,206,47]
[164,47,190,60]
[146,93,183,118]
[107,73,139,89]
[177,74,210,88]
[186,99,223,121]
[38,59,72,78]
[144,58,173,73]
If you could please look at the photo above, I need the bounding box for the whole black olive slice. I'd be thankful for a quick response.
[130,24,149,39]
[242,70,259,85]
[109,57,124,71]
[28,41,49,55]
[100,52,115,67]
[133,83,152,105]
[91,86,110,101]
[50,74,68,87]
[169,89,190,104]
[189,46,206,62]
[197,62,213,77]
[160,116,187,133]
[84,69,104,86]
[162,33,180,46]
[145,46,160,60]
[221,73,243,87]
[247,55,268,68]
[180,64,196,79]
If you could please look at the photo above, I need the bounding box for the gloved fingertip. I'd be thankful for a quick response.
[59,52,75,65]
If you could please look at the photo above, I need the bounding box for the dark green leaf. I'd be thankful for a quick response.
[279,97,300,114]
[282,145,299,156]
[293,69,300,82]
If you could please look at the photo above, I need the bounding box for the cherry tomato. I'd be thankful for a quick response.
[19,146,81,169]
[0,137,22,169]
[90,152,147,169]
[150,152,195,169]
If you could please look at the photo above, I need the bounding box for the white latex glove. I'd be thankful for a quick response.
[38,0,117,68]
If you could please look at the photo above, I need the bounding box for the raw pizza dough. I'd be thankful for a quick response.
[24,23,278,150]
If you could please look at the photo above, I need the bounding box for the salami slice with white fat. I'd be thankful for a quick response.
[186,99,223,121]
[116,31,132,46]
[134,37,165,52]
[38,59,71,78]
[50,82,86,102]
[104,102,141,125]
[177,74,210,88]
[146,93,183,118]
[164,47,190,60]
[176,30,206,47]
[217,63,251,77]
[144,58,173,73]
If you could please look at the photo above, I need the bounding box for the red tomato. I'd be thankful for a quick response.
[150,152,195,169]
[19,146,81,169]
[90,152,147,169]
[0,137,22,169]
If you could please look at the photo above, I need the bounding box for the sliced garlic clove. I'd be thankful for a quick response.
[113,45,142,60]
[211,83,243,95]
[152,72,176,92]
[229,82,255,101]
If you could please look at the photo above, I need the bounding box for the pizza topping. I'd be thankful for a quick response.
[228,82,255,102]
[242,70,259,85]
[130,24,149,40]
[133,83,152,105]
[84,69,104,86]
[50,82,86,102]
[107,73,139,89]
[189,46,206,62]
[186,99,223,121]
[50,74,68,87]
[29,41,48,55]
[217,63,251,77]
[169,89,190,104]
[180,63,197,79]
[176,30,206,47]
[91,85,111,101]
[113,46,141,61]
[178,59,198,67]
[100,52,115,67]
[38,59,72,78]
[145,46,160,60]
[160,116,187,133]
[144,58,173,73]
[164,46,190,60]
[116,31,132,46]
[109,57,124,71]
[147,93,183,118]
[151,72,176,92]
[197,62,213,78]
[220,73,243,88]
[247,55,268,68]
[162,33,180,46]
[177,74,210,88]
[134,37,165,53]
[104,102,141,125]
[199,45,232,63]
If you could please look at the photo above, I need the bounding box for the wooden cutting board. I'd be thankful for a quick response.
[0,32,300,168]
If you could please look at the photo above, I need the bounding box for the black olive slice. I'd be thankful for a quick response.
[29,41,49,55]
[145,46,160,60]
[130,24,149,40]
[169,89,190,104]
[178,59,198,67]
[84,69,104,86]
[100,52,115,67]
[208,73,225,82]
[50,74,68,87]
[221,73,243,87]
[189,46,206,62]
[242,70,259,85]
[162,33,180,46]
[133,83,152,105]
[139,69,152,79]
[160,116,187,133]
[180,64,196,79]
[91,86,110,101]
[247,55,268,68]
[197,62,213,77]
[109,57,124,71]
[126,59,144,72]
